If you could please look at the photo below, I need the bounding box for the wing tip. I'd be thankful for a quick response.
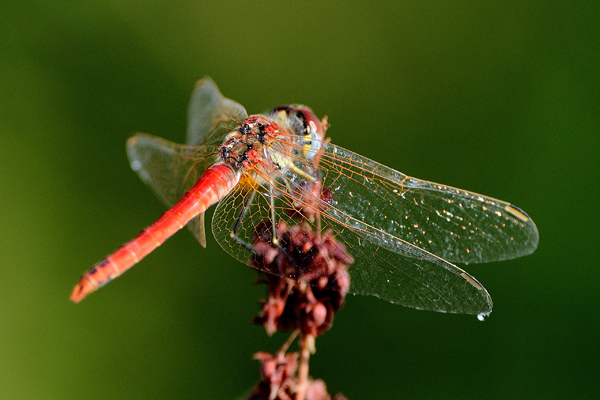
[194,76,217,91]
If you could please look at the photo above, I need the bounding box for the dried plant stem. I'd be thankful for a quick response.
[279,330,299,355]
[296,333,313,400]
[249,221,352,399]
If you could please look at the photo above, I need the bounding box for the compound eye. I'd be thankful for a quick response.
[270,105,324,158]
[295,108,323,158]
[296,108,324,141]
[302,126,320,158]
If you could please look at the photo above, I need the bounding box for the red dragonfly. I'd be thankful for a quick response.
[71,77,538,316]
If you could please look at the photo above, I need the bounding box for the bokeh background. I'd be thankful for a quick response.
[1,1,598,399]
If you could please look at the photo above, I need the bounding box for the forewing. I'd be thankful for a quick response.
[315,142,539,264]
[126,133,220,246]
[210,174,492,315]
[186,77,248,146]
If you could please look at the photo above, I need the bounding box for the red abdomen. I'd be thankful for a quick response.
[70,164,239,302]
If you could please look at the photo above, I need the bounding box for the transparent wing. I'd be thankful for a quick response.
[210,135,538,313]
[211,180,267,271]
[210,170,493,315]
[314,142,539,264]
[126,133,220,246]
[330,219,492,314]
[186,77,248,146]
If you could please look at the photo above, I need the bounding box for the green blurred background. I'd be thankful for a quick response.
[1,1,598,399]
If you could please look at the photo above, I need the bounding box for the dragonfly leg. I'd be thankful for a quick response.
[269,181,280,246]
[230,190,257,253]
[228,186,307,277]
[265,179,300,266]
[229,190,289,260]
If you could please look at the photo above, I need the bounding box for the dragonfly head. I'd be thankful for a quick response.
[270,105,327,159]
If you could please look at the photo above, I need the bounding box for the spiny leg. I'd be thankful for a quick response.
[229,187,291,264]
[230,190,256,252]
[269,178,281,246]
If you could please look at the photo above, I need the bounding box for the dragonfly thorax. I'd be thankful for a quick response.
[219,116,286,172]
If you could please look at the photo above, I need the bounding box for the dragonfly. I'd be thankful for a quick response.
[71,77,539,316]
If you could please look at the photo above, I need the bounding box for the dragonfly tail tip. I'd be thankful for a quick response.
[70,279,94,303]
